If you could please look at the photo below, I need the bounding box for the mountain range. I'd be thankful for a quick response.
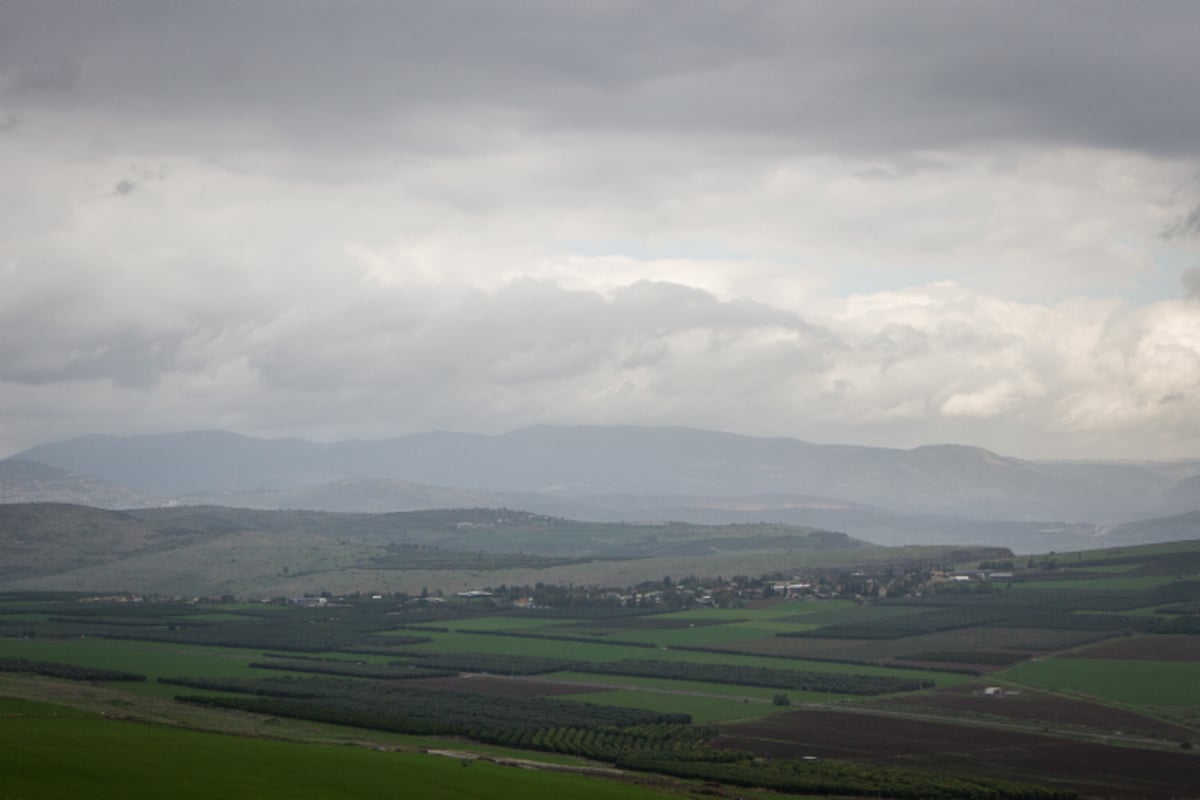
[3,426,1198,552]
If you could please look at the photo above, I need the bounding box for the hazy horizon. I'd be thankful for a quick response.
[8,423,1200,466]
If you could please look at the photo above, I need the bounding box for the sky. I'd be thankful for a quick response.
[2,1,1199,461]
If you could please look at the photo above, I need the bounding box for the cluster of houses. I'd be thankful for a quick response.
[942,569,1015,584]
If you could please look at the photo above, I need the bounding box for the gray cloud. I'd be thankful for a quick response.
[1183,266,1200,300]
[1162,205,1200,241]
[2,3,1198,461]
[3,2,1196,158]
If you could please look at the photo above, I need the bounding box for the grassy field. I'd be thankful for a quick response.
[0,637,308,697]
[1001,657,1200,706]
[401,629,966,686]
[0,714,692,800]
[1010,576,1178,591]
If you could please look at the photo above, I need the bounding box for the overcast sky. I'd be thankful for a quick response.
[2,1,1199,460]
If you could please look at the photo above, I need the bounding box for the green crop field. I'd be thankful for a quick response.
[401,629,964,686]
[0,637,310,696]
[1001,657,1200,706]
[0,715,688,800]
[1011,576,1177,591]
[546,621,802,647]
[0,695,83,715]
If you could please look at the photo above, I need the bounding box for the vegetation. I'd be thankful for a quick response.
[0,656,146,682]
[0,715,688,800]
[894,650,1028,666]
[248,658,456,680]
[582,659,933,694]
[3,531,1199,799]
[174,678,691,737]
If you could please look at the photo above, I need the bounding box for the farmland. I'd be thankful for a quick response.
[0,713,693,800]
[1,533,1199,798]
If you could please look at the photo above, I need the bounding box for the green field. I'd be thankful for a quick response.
[0,638,310,696]
[1011,576,1177,591]
[1001,657,1200,706]
[0,695,83,715]
[402,629,966,686]
[0,714,688,800]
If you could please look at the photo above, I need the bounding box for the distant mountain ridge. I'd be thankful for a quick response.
[0,459,164,508]
[8,427,1199,526]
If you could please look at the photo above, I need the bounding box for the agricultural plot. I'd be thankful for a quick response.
[556,689,776,723]
[716,708,1200,800]
[3,534,1199,800]
[1010,576,1178,591]
[1064,633,1200,661]
[707,624,1110,665]
[0,714,687,800]
[399,628,964,686]
[0,638,270,684]
[871,684,1200,743]
[538,619,805,648]
[1001,657,1200,707]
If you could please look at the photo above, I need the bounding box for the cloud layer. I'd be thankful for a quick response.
[1,2,1198,459]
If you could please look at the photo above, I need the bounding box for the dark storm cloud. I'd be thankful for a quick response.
[3,1,1196,157]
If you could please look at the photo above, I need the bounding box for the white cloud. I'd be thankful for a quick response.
[1,3,1199,461]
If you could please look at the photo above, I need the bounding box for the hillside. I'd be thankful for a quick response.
[0,460,163,508]
[0,502,1005,598]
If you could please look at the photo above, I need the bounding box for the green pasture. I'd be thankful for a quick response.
[541,620,807,648]
[1068,563,1142,574]
[0,637,298,695]
[1009,575,1176,591]
[661,600,857,621]
[403,630,963,686]
[445,604,844,648]
[1001,657,1200,706]
[0,695,87,715]
[560,689,780,722]
[0,715,687,800]
[772,604,919,626]
[444,614,569,631]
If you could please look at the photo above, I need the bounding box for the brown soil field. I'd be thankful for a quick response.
[1064,633,1200,662]
[715,708,1200,799]
[872,684,1200,741]
[406,675,612,697]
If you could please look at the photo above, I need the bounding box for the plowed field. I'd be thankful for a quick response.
[1065,634,1200,662]
[873,684,1199,740]
[715,708,1200,799]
